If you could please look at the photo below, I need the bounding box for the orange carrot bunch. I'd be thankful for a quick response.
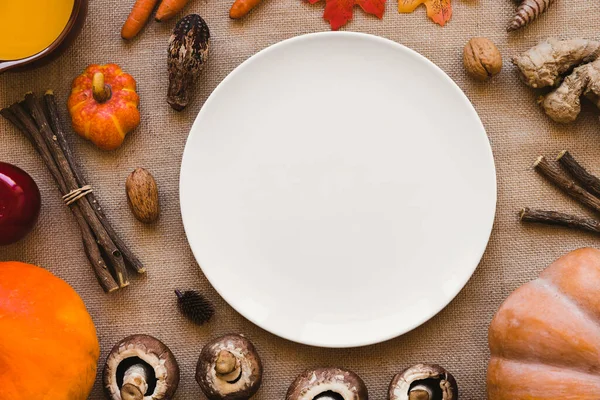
[121,0,267,40]
[229,0,264,19]
[121,0,192,40]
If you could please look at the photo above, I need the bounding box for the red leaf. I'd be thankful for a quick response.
[398,0,452,26]
[308,0,386,30]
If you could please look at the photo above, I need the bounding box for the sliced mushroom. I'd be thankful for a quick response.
[388,364,458,400]
[103,334,180,400]
[286,367,368,400]
[196,334,263,400]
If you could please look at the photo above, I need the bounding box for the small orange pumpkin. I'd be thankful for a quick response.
[488,248,600,399]
[68,63,140,150]
[0,261,100,400]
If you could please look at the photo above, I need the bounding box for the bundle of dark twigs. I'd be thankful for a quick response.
[521,151,600,236]
[1,91,145,293]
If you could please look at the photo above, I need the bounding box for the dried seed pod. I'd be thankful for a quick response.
[175,289,215,325]
[126,168,160,223]
[508,0,556,32]
[167,14,210,111]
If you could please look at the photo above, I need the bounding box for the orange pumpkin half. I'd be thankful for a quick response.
[0,261,100,400]
[68,63,140,150]
[488,248,600,399]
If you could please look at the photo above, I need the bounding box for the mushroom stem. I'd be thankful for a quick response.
[215,349,242,383]
[215,350,237,375]
[92,72,112,103]
[409,385,432,400]
[120,363,150,400]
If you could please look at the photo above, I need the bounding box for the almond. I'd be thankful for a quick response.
[126,168,160,223]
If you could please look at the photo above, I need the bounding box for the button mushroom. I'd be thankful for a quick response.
[388,364,458,400]
[286,367,368,400]
[196,334,263,400]
[103,334,180,400]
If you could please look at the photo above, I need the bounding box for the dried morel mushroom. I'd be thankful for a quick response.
[167,14,210,111]
[388,364,458,400]
[175,289,215,325]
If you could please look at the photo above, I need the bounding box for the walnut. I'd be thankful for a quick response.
[463,38,502,81]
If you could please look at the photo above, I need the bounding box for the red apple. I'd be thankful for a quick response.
[0,162,41,245]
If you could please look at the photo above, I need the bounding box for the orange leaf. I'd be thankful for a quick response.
[398,0,452,26]
[308,0,386,30]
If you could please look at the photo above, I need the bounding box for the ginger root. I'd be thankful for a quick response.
[541,58,600,123]
[512,38,600,88]
[513,38,600,124]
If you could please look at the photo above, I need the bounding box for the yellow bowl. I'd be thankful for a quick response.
[0,0,88,73]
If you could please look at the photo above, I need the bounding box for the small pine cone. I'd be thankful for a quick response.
[175,289,215,325]
[508,0,556,32]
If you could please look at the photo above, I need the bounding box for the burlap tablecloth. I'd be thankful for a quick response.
[1,0,599,398]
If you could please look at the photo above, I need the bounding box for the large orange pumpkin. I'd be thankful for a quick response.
[488,248,600,399]
[0,261,100,400]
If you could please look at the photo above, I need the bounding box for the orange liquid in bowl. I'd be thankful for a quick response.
[0,0,75,61]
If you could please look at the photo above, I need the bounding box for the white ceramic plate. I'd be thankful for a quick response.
[180,32,496,348]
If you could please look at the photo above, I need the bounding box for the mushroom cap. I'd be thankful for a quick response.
[286,367,368,400]
[388,364,457,400]
[103,334,180,400]
[196,334,263,400]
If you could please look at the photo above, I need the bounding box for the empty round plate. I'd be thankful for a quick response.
[180,32,496,348]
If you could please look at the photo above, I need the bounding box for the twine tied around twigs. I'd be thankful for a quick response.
[62,185,93,206]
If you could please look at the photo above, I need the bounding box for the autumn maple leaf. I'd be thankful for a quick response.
[308,0,386,30]
[399,0,452,26]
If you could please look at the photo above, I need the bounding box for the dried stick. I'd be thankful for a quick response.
[557,150,600,198]
[43,91,145,274]
[5,105,65,190]
[24,93,130,287]
[533,156,600,214]
[0,108,30,141]
[520,208,600,235]
[1,105,119,292]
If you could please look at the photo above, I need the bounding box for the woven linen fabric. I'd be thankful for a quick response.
[1,0,599,398]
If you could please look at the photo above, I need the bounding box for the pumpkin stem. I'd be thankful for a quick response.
[92,72,112,103]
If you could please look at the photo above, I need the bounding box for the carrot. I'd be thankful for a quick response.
[121,0,160,40]
[229,0,263,18]
[155,0,191,21]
